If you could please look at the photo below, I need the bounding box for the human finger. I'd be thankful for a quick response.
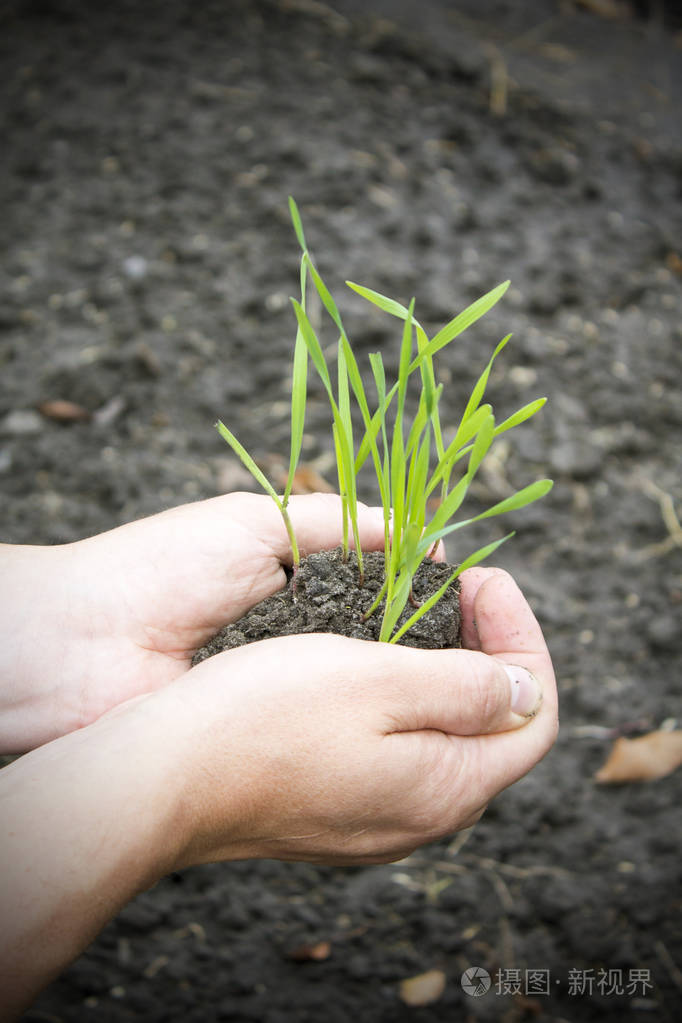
[376,643,543,737]
[458,569,559,797]
[457,566,506,650]
[464,569,555,694]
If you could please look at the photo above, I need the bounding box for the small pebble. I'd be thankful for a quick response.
[1,410,43,435]
[122,255,148,280]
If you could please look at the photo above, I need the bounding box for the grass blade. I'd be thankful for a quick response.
[283,331,308,504]
[475,478,554,520]
[397,299,415,420]
[216,419,301,567]
[425,403,492,498]
[494,397,547,436]
[418,479,553,555]
[388,533,514,643]
[460,334,512,424]
[421,473,471,541]
[337,339,363,572]
[216,420,281,506]
[291,299,334,400]
[407,429,431,535]
[416,324,445,459]
[288,196,307,251]
[408,282,510,370]
[379,569,413,641]
[283,252,309,505]
[308,256,347,334]
[465,410,496,479]
[346,280,412,320]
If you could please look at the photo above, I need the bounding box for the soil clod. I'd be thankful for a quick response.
[192,548,461,663]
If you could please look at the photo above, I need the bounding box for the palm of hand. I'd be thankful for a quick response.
[37,493,384,744]
[59,496,290,725]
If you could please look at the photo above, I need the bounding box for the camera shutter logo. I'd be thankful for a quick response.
[461,966,491,997]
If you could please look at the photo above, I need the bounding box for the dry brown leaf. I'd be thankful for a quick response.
[594,730,682,784]
[286,940,331,962]
[574,0,629,19]
[538,43,577,64]
[291,464,335,495]
[399,968,446,1007]
[258,456,335,495]
[666,251,682,277]
[37,399,90,422]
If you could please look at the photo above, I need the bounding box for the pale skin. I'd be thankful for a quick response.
[0,493,558,1019]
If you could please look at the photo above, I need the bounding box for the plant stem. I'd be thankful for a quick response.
[280,500,300,571]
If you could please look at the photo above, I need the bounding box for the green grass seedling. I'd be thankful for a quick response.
[217,198,553,640]
[216,200,310,574]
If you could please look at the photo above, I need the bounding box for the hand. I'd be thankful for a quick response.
[165,566,558,868]
[0,493,385,752]
[0,565,556,1017]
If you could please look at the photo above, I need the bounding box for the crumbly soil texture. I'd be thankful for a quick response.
[2,1,682,1021]
[193,550,462,662]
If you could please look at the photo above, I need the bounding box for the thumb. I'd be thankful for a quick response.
[459,567,558,741]
[383,567,554,738]
[382,646,543,738]
[454,567,559,791]
[458,566,555,692]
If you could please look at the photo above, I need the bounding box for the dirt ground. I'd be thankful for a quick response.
[1,0,681,1020]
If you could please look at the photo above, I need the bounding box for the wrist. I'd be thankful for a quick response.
[0,542,77,752]
[82,691,192,881]
[151,670,262,872]
[0,691,188,1016]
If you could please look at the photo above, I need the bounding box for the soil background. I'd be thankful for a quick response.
[1,1,681,1020]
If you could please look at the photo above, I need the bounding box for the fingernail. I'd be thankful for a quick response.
[505,664,542,718]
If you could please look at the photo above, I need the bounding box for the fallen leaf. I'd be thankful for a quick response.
[37,399,90,422]
[291,464,335,495]
[286,940,331,962]
[574,0,629,18]
[399,968,446,1007]
[538,43,576,64]
[594,730,682,783]
[260,454,335,495]
[666,250,682,277]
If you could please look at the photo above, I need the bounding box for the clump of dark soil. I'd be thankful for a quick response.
[192,549,461,662]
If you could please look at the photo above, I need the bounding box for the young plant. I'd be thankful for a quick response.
[215,200,310,574]
[216,198,553,641]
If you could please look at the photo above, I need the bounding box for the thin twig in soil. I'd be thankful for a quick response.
[497,912,515,970]
[434,854,574,881]
[633,476,682,561]
[654,940,682,993]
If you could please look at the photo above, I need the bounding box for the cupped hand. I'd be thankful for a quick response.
[1,493,385,751]
[165,567,558,868]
